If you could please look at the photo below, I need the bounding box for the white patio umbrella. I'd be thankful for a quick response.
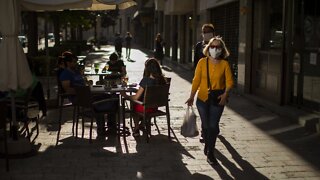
[21,0,137,11]
[0,0,33,139]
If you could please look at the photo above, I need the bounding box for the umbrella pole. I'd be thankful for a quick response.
[10,91,18,140]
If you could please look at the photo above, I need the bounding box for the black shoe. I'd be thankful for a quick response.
[207,151,218,165]
[204,145,208,156]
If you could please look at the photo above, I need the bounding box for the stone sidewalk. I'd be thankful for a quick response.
[1,45,320,179]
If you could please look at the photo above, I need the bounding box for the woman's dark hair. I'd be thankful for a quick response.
[143,58,167,84]
[62,51,77,67]
[109,52,118,61]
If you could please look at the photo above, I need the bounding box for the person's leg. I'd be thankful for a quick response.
[206,104,224,164]
[196,99,208,154]
[128,46,131,59]
[132,115,140,136]
[96,113,106,136]
[92,94,118,135]
[126,47,128,58]
[106,113,117,135]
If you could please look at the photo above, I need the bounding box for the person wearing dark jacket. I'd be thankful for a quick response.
[194,24,215,69]
[194,23,216,144]
[154,33,165,65]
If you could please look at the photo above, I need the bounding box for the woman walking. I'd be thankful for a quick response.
[154,33,164,65]
[185,36,233,165]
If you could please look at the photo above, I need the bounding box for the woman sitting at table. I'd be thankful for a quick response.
[121,58,167,137]
[59,52,118,136]
[107,52,127,77]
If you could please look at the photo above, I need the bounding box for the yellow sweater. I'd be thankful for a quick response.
[191,57,234,102]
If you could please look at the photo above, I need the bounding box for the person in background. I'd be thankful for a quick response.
[154,33,165,65]
[114,33,123,59]
[59,52,84,98]
[194,24,215,69]
[186,36,233,165]
[107,52,127,77]
[59,52,118,136]
[194,23,215,143]
[120,58,167,137]
[125,32,133,60]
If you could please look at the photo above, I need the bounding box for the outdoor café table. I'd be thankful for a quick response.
[84,69,110,82]
[84,68,123,83]
[90,85,137,136]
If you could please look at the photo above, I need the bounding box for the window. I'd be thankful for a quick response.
[262,0,283,49]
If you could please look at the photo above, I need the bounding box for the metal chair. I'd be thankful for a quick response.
[55,79,77,146]
[6,88,40,142]
[74,86,119,143]
[126,84,171,142]
[0,101,9,171]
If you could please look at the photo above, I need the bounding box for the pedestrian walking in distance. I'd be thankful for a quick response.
[154,33,165,65]
[114,32,123,59]
[125,32,133,60]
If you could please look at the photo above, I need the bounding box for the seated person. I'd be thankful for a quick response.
[59,52,118,136]
[121,58,167,137]
[107,52,127,77]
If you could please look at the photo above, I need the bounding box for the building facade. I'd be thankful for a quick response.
[118,0,320,112]
[238,0,320,112]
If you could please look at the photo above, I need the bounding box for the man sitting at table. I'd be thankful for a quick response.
[59,52,118,136]
[107,52,127,77]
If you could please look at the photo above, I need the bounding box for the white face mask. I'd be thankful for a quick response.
[209,47,222,59]
[203,33,214,42]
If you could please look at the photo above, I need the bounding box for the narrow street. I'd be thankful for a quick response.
[1,45,320,179]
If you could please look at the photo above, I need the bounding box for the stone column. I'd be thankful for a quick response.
[238,0,253,93]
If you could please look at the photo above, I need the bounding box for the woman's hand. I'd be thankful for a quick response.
[218,92,228,105]
[185,97,194,106]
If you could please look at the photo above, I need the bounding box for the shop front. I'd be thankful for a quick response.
[250,0,320,111]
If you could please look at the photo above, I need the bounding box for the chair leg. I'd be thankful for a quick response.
[32,115,40,143]
[72,105,76,137]
[89,116,93,143]
[3,126,9,171]
[76,107,80,138]
[144,117,150,143]
[81,109,85,139]
[56,101,63,146]
[24,120,31,141]
[153,117,160,134]
[166,107,171,140]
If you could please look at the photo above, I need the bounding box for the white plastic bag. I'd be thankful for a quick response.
[181,106,199,137]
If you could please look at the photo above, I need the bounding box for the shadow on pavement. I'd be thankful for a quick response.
[3,134,213,179]
[214,135,269,180]
[226,94,320,169]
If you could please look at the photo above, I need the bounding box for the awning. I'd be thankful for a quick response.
[21,0,137,11]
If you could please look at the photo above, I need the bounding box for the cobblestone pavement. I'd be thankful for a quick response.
[1,45,320,179]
